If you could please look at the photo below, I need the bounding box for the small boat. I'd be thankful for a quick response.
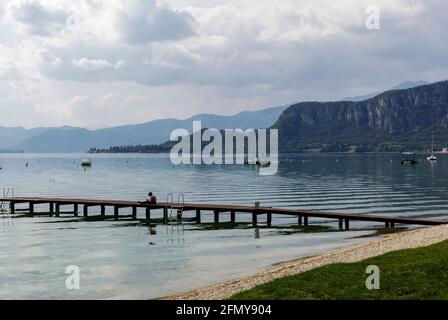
[258,160,271,167]
[245,158,259,166]
[401,152,417,165]
[244,158,271,166]
[427,134,437,162]
[81,158,92,166]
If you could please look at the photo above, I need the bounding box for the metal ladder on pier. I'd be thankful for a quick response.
[170,194,185,224]
[165,193,185,243]
[166,193,185,224]
[1,187,15,214]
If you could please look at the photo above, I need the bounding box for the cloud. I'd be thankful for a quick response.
[115,0,197,44]
[0,51,16,78]
[6,0,68,36]
[1,0,448,129]
[72,58,124,70]
[4,0,197,42]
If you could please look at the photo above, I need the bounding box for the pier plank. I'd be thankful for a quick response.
[1,196,446,227]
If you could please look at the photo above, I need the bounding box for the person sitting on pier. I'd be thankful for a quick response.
[139,192,157,205]
[149,192,157,204]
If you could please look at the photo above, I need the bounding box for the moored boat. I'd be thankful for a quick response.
[401,152,418,165]
[81,158,93,166]
[427,134,437,162]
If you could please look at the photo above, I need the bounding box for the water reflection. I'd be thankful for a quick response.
[1,152,448,299]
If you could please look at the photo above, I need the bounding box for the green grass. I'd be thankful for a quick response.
[231,240,448,300]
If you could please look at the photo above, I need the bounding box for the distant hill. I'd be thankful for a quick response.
[274,81,448,152]
[343,81,429,102]
[2,105,287,152]
[3,80,445,154]
[0,126,46,150]
[90,81,448,154]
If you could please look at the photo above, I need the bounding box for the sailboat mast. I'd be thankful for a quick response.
[427,132,437,161]
[432,133,434,154]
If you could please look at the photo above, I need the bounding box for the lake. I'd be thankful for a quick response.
[0,153,447,299]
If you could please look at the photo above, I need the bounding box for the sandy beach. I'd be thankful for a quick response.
[164,224,448,300]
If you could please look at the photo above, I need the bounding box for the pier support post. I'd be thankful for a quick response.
[114,206,119,220]
[101,205,105,216]
[214,210,219,224]
[55,203,60,217]
[339,219,343,230]
[132,206,137,220]
[298,216,303,226]
[304,216,308,227]
[230,210,236,223]
[345,219,350,230]
[49,203,54,215]
[146,207,151,220]
[267,213,272,226]
[163,207,168,224]
[252,212,258,226]
[29,202,34,215]
[73,204,78,217]
[385,222,390,228]
[84,205,89,217]
[391,222,395,229]
[9,202,15,214]
[196,209,201,223]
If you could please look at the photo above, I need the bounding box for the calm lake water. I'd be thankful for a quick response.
[0,153,447,299]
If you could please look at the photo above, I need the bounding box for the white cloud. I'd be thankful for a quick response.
[115,0,197,44]
[150,44,200,68]
[72,58,123,70]
[6,0,69,36]
[1,0,448,129]
[0,53,16,78]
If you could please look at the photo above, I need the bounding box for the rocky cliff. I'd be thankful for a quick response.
[273,81,448,152]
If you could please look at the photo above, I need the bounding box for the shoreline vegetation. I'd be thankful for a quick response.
[163,224,448,300]
[88,143,443,154]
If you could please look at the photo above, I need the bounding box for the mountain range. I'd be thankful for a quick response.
[274,80,448,152]
[1,80,444,153]
[0,106,287,152]
[342,81,429,102]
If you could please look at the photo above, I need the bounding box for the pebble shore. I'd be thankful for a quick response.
[163,224,448,300]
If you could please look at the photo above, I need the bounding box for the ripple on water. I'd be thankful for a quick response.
[1,153,448,299]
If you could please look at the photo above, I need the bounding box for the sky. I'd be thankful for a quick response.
[0,0,447,129]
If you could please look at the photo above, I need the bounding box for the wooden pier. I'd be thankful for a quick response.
[1,196,446,230]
